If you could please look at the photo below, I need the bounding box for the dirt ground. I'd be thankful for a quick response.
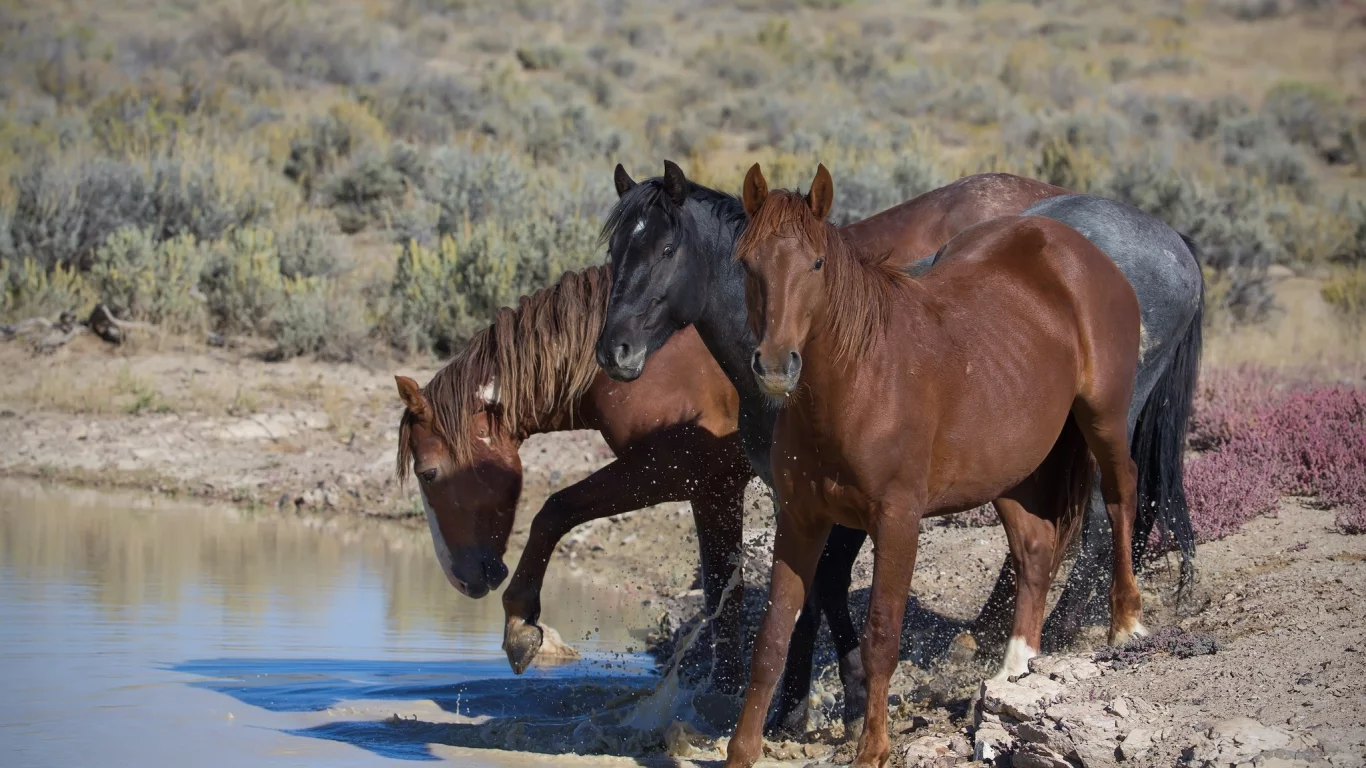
[1,276,1363,766]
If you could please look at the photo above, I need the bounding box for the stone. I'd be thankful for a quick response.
[974,724,1012,763]
[1183,718,1298,767]
[1015,743,1076,768]
[1030,654,1102,684]
[903,735,956,767]
[1119,727,1154,761]
[1107,697,1131,720]
[979,675,1065,721]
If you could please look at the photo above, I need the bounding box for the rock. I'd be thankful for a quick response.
[949,631,978,663]
[902,735,957,767]
[1015,743,1075,768]
[979,675,1065,721]
[974,724,1012,763]
[1030,654,1102,684]
[1107,697,1131,720]
[1119,727,1154,761]
[1183,718,1297,767]
[1253,758,1310,768]
[948,733,974,757]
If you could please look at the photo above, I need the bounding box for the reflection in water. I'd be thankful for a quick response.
[0,481,657,767]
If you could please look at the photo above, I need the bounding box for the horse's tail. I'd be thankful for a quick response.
[1130,233,1203,576]
[1051,415,1095,577]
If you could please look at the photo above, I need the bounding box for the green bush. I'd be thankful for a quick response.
[1262,82,1357,165]
[200,228,284,335]
[88,227,206,331]
[269,276,371,361]
[1322,266,1366,326]
[276,212,346,278]
[0,259,95,322]
[382,214,601,353]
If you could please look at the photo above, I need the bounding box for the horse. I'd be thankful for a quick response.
[594,161,1201,734]
[728,164,1146,768]
[393,265,753,699]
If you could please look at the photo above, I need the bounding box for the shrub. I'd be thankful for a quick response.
[283,104,389,196]
[88,227,206,331]
[276,212,346,279]
[1321,266,1366,326]
[422,144,529,235]
[1185,368,1366,542]
[200,227,284,334]
[0,259,95,322]
[828,155,944,227]
[321,150,412,234]
[269,276,371,361]
[1262,82,1357,165]
[8,155,270,271]
[515,45,566,71]
[383,214,601,353]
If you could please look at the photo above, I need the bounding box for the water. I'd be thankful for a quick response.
[0,481,660,767]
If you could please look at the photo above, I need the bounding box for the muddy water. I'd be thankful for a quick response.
[0,481,659,767]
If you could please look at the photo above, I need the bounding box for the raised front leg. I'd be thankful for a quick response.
[501,450,686,674]
[725,507,831,768]
[854,511,921,768]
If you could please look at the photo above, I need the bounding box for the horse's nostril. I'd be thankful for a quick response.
[751,350,764,373]
[615,342,632,365]
[789,351,802,374]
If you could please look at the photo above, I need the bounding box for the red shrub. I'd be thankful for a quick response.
[1185,367,1366,541]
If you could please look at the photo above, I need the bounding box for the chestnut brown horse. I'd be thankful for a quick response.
[394,265,752,695]
[727,165,1145,768]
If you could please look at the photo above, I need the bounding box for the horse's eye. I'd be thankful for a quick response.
[813,258,824,271]
[662,245,675,258]
[418,468,438,483]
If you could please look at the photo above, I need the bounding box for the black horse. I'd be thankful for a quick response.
[595,161,1201,734]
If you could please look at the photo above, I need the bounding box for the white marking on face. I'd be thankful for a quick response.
[421,488,462,591]
[632,218,646,236]
[991,636,1037,681]
[478,378,500,405]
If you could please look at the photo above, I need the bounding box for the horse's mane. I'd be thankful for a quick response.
[599,177,748,247]
[397,265,612,477]
[735,189,908,363]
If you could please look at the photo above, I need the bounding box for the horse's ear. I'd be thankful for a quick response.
[742,163,768,218]
[807,163,834,221]
[662,159,687,205]
[614,164,636,198]
[395,375,430,422]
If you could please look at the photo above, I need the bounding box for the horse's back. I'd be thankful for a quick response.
[842,173,1068,265]
[924,215,1141,382]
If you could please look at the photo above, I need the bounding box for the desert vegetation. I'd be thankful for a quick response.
[1,0,1363,362]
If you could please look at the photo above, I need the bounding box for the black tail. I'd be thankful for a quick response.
[1131,233,1203,572]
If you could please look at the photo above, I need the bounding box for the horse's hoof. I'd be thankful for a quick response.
[692,689,743,732]
[763,699,808,739]
[503,620,544,674]
[1108,621,1149,647]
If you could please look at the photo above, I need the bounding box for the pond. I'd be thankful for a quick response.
[0,480,661,766]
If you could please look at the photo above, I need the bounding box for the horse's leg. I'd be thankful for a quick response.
[853,506,921,768]
[1073,398,1146,645]
[816,526,868,730]
[769,522,867,737]
[766,586,820,737]
[989,491,1056,680]
[690,474,748,699]
[725,506,830,768]
[501,447,683,674]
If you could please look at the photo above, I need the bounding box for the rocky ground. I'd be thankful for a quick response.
[1,330,1363,767]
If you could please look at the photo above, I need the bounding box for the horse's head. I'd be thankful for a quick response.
[395,374,518,599]
[596,160,710,381]
[736,163,836,399]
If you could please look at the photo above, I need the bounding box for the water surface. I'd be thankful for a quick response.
[0,481,657,766]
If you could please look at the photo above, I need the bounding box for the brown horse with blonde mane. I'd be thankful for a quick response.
[726,165,1146,768]
[394,265,752,695]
